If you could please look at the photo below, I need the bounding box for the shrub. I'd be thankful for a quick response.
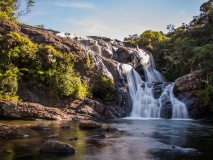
[0,67,20,100]
[49,66,91,99]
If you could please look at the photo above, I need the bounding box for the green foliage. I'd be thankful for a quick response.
[0,0,17,21]
[85,54,95,74]
[194,43,213,72]
[28,68,46,82]
[50,66,91,99]
[123,0,213,106]
[101,76,116,102]
[0,30,91,100]
[195,86,213,110]
[34,24,45,29]
[139,30,169,52]
[0,32,38,68]
[0,0,35,21]
[0,67,20,100]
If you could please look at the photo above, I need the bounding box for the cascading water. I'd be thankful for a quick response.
[159,83,189,119]
[123,64,159,118]
[137,48,165,82]
[123,49,189,119]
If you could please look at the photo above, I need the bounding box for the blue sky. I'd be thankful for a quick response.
[20,0,207,40]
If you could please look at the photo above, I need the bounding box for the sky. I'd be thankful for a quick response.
[20,0,207,40]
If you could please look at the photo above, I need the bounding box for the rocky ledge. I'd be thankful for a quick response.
[0,100,70,120]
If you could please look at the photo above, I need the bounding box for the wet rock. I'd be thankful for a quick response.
[46,134,59,138]
[148,142,202,159]
[90,134,106,139]
[68,137,78,141]
[79,120,101,129]
[100,123,119,132]
[31,124,50,131]
[61,125,72,129]
[40,140,76,154]
[179,92,209,119]
[0,123,27,139]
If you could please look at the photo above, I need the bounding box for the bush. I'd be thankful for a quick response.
[50,66,91,99]
[0,67,20,100]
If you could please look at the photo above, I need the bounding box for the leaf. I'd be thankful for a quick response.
[28,68,37,74]
[37,70,44,75]
[40,75,45,81]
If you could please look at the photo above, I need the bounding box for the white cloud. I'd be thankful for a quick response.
[51,1,95,9]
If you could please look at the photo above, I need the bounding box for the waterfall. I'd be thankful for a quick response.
[137,48,165,83]
[122,63,189,119]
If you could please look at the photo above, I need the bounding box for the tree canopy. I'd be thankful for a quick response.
[0,0,34,21]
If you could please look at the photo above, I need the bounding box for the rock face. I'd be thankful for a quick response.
[0,100,70,120]
[19,24,117,99]
[40,140,76,154]
[0,123,27,139]
[174,70,210,119]
[175,70,206,92]
[55,98,123,120]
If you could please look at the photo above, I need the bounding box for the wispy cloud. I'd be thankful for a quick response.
[51,1,95,9]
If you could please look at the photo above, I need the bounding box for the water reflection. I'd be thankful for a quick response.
[0,119,213,160]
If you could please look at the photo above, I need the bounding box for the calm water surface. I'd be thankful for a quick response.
[0,119,213,160]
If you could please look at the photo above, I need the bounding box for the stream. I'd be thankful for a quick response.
[0,119,213,160]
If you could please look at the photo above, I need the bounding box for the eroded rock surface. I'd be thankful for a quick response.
[0,123,27,139]
[40,140,76,154]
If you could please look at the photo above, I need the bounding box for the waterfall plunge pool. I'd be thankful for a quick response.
[0,119,213,160]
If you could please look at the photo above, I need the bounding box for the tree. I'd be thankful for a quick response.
[166,24,175,32]
[16,0,35,17]
[0,0,34,21]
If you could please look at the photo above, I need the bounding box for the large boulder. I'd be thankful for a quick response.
[175,70,206,92]
[40,140,76,154]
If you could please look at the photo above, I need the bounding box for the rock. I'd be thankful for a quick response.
[60,98,122,120]
[0,100,70,120]
[61,125,72,129]
[0,149,9,157]
[79,120,101,129]
[175,70,206,92]
[90,134,106,139]
[148,142,202,159]
[179,92,209,119]
[100,123,119,132]
[40,140,76,154]
[0,123,27,139]
[46,134,59,138]
[31,124,50,131]
[68,137,78,141]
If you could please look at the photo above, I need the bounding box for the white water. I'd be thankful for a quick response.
[137,48,165,82]
[159,83,189,119]
[123,63,189,119]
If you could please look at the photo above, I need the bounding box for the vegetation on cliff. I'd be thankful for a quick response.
[125,0,213,108]
[0,0,91,101]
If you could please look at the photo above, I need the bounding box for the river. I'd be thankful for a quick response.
[0,119,213,160]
